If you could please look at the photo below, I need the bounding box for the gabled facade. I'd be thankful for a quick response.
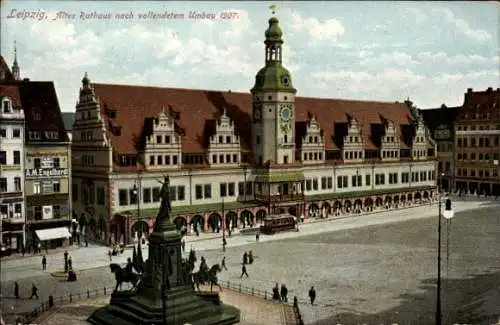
[454,87,500,196]
[71,16,437,245]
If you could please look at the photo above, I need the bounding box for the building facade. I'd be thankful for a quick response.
[454,87,500,196]
[420,105,459,192]
[71,16,438,245]
[0,54,25,250]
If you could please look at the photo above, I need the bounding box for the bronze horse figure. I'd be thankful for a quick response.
[110,263,141,292]
[192,264,223,292]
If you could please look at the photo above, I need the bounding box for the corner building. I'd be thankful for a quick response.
[454,87,500,196]
[0,55,25,250]
[71,17,438,245]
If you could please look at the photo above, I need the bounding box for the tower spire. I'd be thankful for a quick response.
[12,40,20,80]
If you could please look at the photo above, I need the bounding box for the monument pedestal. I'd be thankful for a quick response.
[88,176,240,325]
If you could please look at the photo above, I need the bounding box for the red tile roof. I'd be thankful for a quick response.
[0,55,14,81]
[1,80,69,143]
[0,84,21,107]
[457,87,500,122]
[91,83,416,158]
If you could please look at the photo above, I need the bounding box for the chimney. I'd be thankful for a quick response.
[23,78,30,82]
[487,87,492,92]
[467,88,472,93]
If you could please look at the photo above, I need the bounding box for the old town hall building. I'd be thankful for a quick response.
[71,17,437,244]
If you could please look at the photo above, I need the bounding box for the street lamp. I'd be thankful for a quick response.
[436,172,455,325]
[221,197,226,251]
[132,182,141,239]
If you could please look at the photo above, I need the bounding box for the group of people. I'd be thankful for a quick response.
[14,282,39,300]
[272,283,289,302]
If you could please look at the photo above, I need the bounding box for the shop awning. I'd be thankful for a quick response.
[35,227,72,241]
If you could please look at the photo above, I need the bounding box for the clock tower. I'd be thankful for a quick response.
[251,16,297,165]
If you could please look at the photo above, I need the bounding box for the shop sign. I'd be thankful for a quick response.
[25,168,68,179]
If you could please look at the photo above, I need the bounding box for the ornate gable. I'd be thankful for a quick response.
[299,112,325,164]
[144,107,182,169]
[342,114,364,162]
[412,117,429,160]
[208,108,241,166]
[380,120,400,161]
[73,73,108,147]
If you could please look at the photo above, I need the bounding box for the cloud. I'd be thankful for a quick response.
[432,7,491,41]
[405,7,428,23]
[309,67,498,108]
[359,52,419,67]
[417,52,499,65]
[289,12,345,42]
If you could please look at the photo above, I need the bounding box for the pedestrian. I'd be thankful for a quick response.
[108,249,112,261]
[248,251,254,264]
[221,256,228,271]
[256,232,260,242]
[21,245,25,257]
[85,239,88,247]
[240,264,249,279]
[42,255,47,270]
[14,282,19,299]
[308,286,316,305]
[37,242,41,254]
[280,284,288,302]
[243,251,248,265]
[181,240,186,252]
[272,283,280,300]
[68,256,73,270]
[30,284,39,299]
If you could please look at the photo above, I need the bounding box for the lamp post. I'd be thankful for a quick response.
[221,197,226,250]
[132,182,141,240]
[436,172,454,325]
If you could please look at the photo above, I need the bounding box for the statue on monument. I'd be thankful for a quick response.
[154,176,173,230]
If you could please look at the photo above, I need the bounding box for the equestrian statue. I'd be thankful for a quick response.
[110,263,141,292]
[192,261,223,292]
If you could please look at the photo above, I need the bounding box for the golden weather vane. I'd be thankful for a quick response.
[269,4,278,15]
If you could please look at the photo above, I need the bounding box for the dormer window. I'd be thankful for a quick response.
[226,136,231,143]
[156,135,162,144]
[165,135,170,144]
[219,136,223,143]
[308,136,312,143]
[2,99,12,113]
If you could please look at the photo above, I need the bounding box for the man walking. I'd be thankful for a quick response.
[308,286,316,305]
[280,284,288,302]
[30,284,39,299]
[221,256,228,271]
[240,264,249,279]
[14,282,19,299]
[42,255,47,270]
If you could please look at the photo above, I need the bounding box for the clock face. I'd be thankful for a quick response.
[281,74,290,86]
[280,104,292,122]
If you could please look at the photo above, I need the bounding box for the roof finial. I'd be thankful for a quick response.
[82,72,90,86]
[269,4,277,15]
[223,106,227,117]
[13,40,18,64]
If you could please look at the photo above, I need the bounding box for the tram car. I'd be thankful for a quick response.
[259,213,297,235]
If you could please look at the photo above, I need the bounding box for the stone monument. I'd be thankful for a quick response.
[88,176,240,325]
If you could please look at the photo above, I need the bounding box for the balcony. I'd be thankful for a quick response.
[254,193,304,203]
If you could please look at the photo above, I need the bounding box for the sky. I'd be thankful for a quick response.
[0,1,498,112]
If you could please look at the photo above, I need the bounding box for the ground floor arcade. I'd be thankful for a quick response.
[454,179,500,197]
[108,187,437,245]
